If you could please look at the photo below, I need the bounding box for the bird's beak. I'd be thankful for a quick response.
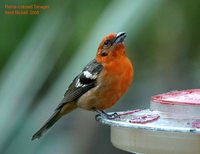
[112,32,127,45]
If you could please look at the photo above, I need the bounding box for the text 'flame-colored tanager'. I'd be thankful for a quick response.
[32,32,134,140]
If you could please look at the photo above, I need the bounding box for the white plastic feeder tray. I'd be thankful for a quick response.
[98,89,200,154]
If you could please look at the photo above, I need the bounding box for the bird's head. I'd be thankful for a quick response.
[96,32,127,62]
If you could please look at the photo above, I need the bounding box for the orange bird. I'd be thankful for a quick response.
[32,32,134,140]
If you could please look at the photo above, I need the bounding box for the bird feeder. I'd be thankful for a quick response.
[98,89,200,154]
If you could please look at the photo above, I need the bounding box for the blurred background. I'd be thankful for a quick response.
[0,0,200,153]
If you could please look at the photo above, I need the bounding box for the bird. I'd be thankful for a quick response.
[32,32,134,140]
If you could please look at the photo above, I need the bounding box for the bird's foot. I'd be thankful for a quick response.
[95,114,101,121]
[95,110,120,121]
[104,112,119,119]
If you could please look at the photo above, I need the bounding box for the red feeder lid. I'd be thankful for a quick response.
[152,89,200,105]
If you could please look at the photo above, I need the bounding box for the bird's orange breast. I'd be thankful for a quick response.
[95,56,133,110]
[77,56,133,110]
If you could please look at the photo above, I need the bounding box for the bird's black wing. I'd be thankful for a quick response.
[56,59,103,110]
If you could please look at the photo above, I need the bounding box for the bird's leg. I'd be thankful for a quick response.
[95,109,119,121]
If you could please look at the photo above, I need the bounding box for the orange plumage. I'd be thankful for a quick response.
[32,32,133,140]
[96,33,133,109]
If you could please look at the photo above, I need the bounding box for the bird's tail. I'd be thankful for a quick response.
[32,110,61,140]
[32,103,77,140]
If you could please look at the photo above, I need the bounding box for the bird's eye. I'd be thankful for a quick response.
[104,40,111,47]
